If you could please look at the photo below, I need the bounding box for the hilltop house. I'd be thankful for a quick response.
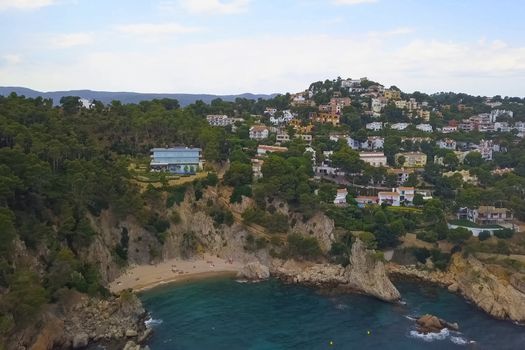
[457,206,513,226]
[333,188,348,205]
[416,124,433,132]
[249,125,269,140]
[390,122,409,130]
[252,158,264,179]
[366,122,383,131]
[150,147,202,174]
[359,152,387,167]
[256,145,288,157]
[348,136,384,150]
[437,139,457,150]
[396,152,427,168]
[378,187,415,206]
[310,112,340,126]
[387,168,414,185]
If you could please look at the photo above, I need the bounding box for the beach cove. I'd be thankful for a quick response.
[140,278,525,350]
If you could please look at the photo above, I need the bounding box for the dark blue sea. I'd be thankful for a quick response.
[140,278,525,349]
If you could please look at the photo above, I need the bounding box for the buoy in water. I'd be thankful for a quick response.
[329,340,333,346]
[367,330,371,336]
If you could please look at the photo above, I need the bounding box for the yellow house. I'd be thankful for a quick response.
[418,110,431,121]
[310,112,340,126]
[395,152,427,168]
[384,89,401,100]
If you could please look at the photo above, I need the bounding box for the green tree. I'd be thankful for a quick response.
[447,227,471,244]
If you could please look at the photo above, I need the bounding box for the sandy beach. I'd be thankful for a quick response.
[109,254,244,293]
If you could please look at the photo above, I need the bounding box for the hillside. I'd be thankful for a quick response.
[0,87,277,107]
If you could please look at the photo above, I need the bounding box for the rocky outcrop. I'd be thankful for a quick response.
[291,212,335,253]
[388,253,525,322]
[448,254,525,322]
[272,260,347,287]
[344,239,401,302]
[237,262,270,281]
[13,290,150,350]
[272,239,400,302]
[416,314,459,334]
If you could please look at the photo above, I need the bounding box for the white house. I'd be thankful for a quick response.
[359,152,388,167]
[276,132,290,144]
[378,187,415,206]
[390,122,410,130]
[256,145,288,156]
[494,122,511,132]
[347,136,384,150]
[442,126,458,133]
[249,125,269,140]
[437,139,457,150]
[371,97,387,113]
[416,124,433,132]
[366,122,383,131]
[252,158,264,179]
[333,188,348,205]
[270,110,294,125]
[207,115,234,127]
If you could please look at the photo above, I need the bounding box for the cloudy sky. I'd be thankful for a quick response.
[1,0,524,96]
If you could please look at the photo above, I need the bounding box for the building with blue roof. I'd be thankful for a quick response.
[150,147,203,174]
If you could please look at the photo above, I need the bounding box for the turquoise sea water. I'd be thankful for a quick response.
[140,278,525,350]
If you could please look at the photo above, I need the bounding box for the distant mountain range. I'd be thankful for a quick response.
[0,87,278,107]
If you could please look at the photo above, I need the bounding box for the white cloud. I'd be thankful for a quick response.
[116,22,202,35]
[0,0,57,11]
[50,33,94,48]
[2,35,525,97]
[333,0,377,5]
[177,0,250,15]
[2,54,22,65]
[367,27,413,38]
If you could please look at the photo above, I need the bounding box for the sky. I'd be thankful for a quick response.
[0,0,524,97]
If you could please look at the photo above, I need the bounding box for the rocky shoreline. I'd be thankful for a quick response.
[268,239,401,302]
[387,254,525,323]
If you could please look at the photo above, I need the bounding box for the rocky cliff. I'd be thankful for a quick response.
[388,253,525,322]
[12,290,149,350]
[272,239,400,302]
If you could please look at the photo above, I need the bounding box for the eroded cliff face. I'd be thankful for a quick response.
[449,254,525,322]
[12,290,148,350]
[271,239,401,302]
[291,212,335,254]
[83,210,162,284]
[344,239,401,302]
[388,253,525,322]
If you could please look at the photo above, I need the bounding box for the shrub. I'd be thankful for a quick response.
[430,249,451,270]
[478,230,491,241]
[230,185,252,203]
[166,186,187,207]
[286,234,322,260]
[494,228,514,239]
[417,230,437,243]
[447,227,471,244]
[412,247,430,264]
[205,172,219,186]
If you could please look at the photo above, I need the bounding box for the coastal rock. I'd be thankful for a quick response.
[271,239,400,302]
[238,261,270,280]
[126,329,138,337]
[72,332,89,349]
[344,239,401,302]
[416,315,443,334]
[448,283,459,293]
[388,254,525,322]
[415,314,459,334]
[448,254,525,322]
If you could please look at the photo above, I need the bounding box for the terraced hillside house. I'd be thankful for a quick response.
[395,152,427,168]
[150,147,202,174]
